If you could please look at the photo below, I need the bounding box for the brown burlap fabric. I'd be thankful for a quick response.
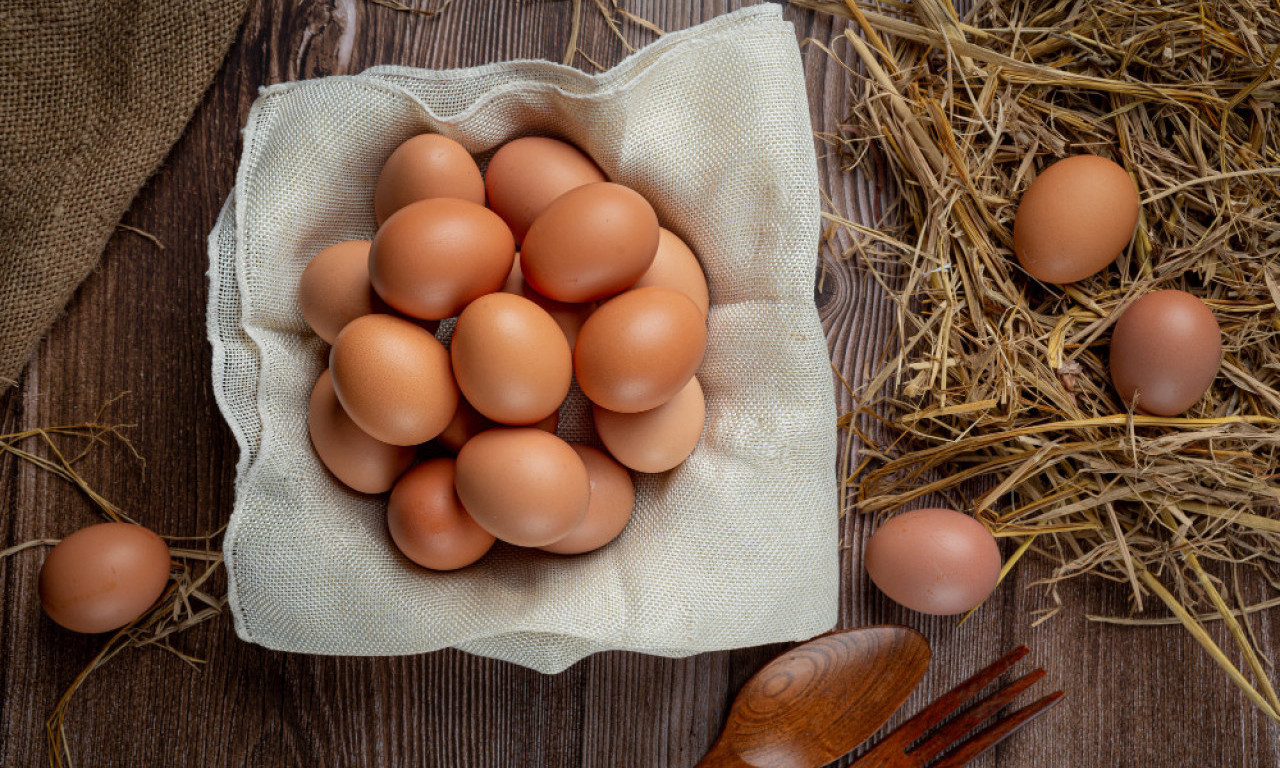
[0,0,249,389]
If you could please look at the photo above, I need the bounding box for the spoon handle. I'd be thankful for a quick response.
[693,738,753,768]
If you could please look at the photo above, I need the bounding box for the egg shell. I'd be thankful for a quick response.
[374,133,485,225]
[520,182,660,303]
[574,286,707,413]
[630,228,709,317]
[484,136,607,242]
[369,197,515,320]
[540,445,635,555]
[309,369,416,493]
[39,522,171,634]
[329,314,459,446]
[502,256,594,350]
[387,458,496,570]
[298,240,377,344]
[864,508,1001,616]
[451,293,573,425]
[436,398,559,454]
[454,428,589,547]
[1013,155,1140,284]
[594,376,705,473]
[1109,289,1222,416]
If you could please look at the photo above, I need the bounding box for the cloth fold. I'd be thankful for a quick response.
[0,0,249,388]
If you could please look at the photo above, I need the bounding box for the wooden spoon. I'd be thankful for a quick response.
[696,626,931,768]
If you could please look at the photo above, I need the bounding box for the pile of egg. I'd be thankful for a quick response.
[301,135,710,570]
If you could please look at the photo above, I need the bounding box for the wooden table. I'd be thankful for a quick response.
[2,2,1277,765]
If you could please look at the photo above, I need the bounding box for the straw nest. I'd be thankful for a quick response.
[800,0,1280,721]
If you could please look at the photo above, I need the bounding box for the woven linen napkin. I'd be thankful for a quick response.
[209,4,837,673]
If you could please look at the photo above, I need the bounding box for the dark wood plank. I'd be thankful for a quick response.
[1,1,1278,766]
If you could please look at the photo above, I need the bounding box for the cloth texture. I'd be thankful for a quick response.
[0,0,249,388]
[210,5,839,673]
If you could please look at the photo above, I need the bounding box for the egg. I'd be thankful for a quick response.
[594,376,705,473]
[575,286,707,413]
[864,508,1001,616]
[1109,289,1222,415]
[369,197,515,320]
[374,133,485,225]
[309,369,416,493]
[630,228,709,317]
[451,293,572,425]
[435,398,559,453]
[520,182,660,303]
[298,240,378,344]
[454,428,589,547]
[1013,155,1140,284]
[39,522,171,633]
[502,256,594,349]
[484,136,607,242]
[387,458,496,570]
[329,314,458,445]
[540,445,634,555]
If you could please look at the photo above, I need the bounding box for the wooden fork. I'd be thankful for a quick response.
[850,645,1064,768]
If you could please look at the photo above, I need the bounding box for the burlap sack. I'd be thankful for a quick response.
[210,5,838,673]
[0,0,248,389]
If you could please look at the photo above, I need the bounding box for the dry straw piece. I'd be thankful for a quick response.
[800,0,1280,720]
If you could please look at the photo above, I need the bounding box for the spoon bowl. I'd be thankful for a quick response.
[697,625,931,768]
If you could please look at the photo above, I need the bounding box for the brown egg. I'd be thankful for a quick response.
[864,508,1001,616]
[520,182,660,303]
[1013,155,1140,284]
[540,445,634,555]
[309,369,416,493]
[502,256,594,350]
[375,133,485,225]
[454,428,589,547]
[369,197,515,320]
[575,286,707,413]
[1109,289,1222,415]
[435,398,559,453]
[330,314,458,446]
[387,458,496,570]
[451,293,572,425]
[298,240,377,343]
[631,228,709,317]
[39,522,171,633]
[594,376,705,473]
[484,136,606,242]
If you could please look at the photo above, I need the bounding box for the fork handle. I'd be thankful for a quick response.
[694,737,755,768]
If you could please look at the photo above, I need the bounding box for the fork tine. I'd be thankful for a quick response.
[908,668,1047,765]
[867,645,1031,750]
[930,690,1066,768]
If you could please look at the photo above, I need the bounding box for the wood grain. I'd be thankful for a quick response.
[1,1,1278,766]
